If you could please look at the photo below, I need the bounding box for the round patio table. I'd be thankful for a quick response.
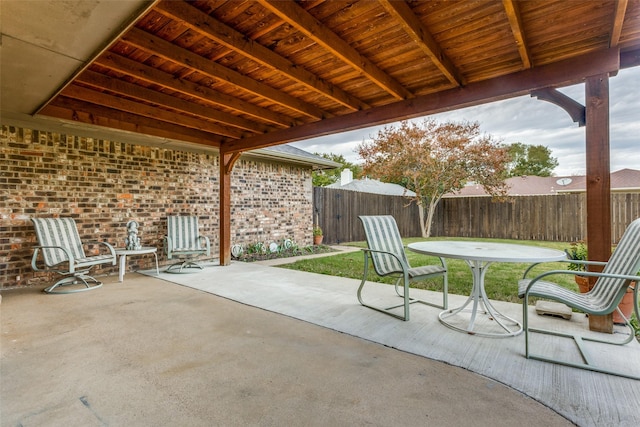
[408,241,566,338]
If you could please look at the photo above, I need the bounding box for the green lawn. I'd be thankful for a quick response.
[277,237,577,304]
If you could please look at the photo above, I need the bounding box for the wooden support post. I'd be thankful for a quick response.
[219,150,241,266]
[585,74,613,333]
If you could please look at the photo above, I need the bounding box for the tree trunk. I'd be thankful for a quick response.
[425,198,438,238]
[418,203,427,237]
[419,198,439,238]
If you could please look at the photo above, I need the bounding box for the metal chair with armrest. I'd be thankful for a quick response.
[31,217,116,294]
[163,216,211,273]
[519,217,640,380]
[358,215,448,321]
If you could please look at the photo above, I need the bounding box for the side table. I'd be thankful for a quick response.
[115,247,159,282]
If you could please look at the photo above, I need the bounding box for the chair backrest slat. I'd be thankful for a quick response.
[592,218,640,304]
[167,216,202,249]
[359,215,408,276]
[32,218,85,267]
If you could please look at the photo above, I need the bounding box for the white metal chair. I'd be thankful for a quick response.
[163,216,211,273]
[358,215,448,321]
[31,217,116,294]
[519,217,640,380]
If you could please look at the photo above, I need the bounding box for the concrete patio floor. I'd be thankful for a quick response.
[2,253,639,426]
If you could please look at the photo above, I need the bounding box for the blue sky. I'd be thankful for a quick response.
[292,67,639,177]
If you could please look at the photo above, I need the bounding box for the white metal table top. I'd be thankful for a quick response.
[115,246,158,255]
[407,241,566,264]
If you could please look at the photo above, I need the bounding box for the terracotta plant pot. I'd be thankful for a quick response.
[574,275,590,293]
[313,235,323,245]
[576,276,635,324]
[613,284,635,325]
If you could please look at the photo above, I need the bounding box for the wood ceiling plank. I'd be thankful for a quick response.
[155,0,369,112]
[94,52,296,127]
[122,26,330,120]
[379,0,464,86]
[258,0,412,101]
[523,1,611,43]
[426,2,507,41]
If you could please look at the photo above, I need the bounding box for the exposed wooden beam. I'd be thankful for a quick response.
[95,52,295,128]
[219,150,240,266]
[224,48,620,152]
[531,88,585,127]
[379,0,464,86]
[155,0,369,112]
[610,0,628,47]
[584,73,612,333]
[60,84,246,139]
[502,0,532,69]
[41,97,223,147]
[77,70,271,134]
[122,27,330,120]
[620,47,640,69]
[258,0,412,100]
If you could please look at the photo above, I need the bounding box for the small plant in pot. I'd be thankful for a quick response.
[564,240,589,292]
[312,225,323,245]
[565,240,636,324]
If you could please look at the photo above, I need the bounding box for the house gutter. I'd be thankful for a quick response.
[246,149,341,170]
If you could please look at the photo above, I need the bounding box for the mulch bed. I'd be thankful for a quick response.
[233,245,336,262]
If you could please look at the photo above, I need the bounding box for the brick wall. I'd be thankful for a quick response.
[1,125,313,289]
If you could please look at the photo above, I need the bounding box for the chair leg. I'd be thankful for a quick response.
[44,273,103,294]
[165,260,205,274]
[357,256,410,321]
[393,275,448,310]
[523,298,640,380]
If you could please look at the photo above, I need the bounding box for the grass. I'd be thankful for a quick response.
[276,237,577,304]
[277,237,639,339]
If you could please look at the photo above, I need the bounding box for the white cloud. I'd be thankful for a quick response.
[292,67,639,176]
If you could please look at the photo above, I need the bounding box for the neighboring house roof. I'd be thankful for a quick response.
[444,169,640,197]
[247,145,341,170]
[327,178,416,196]
[327,169,416,196]
[610,168,640,191]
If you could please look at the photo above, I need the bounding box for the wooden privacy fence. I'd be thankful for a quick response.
[430,194,585,242]
[313,188,421,244]
[313,187,640,245]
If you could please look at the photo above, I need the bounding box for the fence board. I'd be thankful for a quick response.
[314,188,640,245]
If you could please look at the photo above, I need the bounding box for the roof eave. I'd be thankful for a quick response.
[246,148,341,170]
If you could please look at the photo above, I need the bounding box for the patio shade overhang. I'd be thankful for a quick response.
[3,0,640,282]
[2,0,638,155]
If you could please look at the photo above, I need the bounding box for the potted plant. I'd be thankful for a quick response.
[565,240,635,324]
[313,225,323,245]
[565,240,589,293]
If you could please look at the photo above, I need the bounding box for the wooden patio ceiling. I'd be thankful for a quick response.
[32,0,640,303]
[37,0,640,155]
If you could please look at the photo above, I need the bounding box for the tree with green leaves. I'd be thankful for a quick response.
[312,153,362,187]
[505,142,558,177]
[357,119,510,237]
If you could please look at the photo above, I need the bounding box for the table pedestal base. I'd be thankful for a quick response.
[438,260,522,338]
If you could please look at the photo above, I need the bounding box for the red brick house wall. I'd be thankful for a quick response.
[1,125,313,289]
